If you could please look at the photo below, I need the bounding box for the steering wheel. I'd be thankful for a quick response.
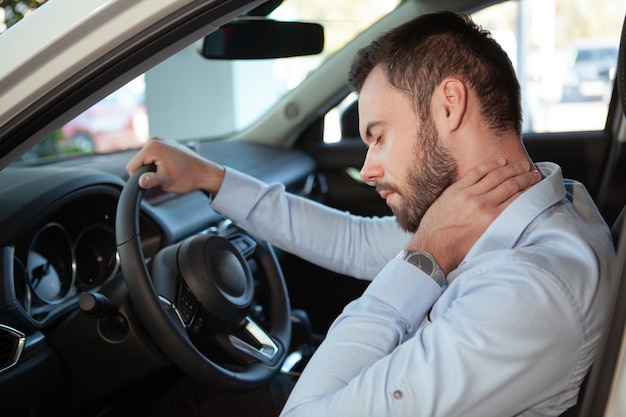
[115,164,291,391]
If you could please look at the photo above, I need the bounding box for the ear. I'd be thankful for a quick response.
[433,77,467,133]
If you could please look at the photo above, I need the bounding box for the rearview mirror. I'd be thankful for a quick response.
[201,19,324,60]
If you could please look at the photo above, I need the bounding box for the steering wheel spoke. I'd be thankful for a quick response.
[227,316,280,364]
[157,294,188,327]
[174,280,199,326]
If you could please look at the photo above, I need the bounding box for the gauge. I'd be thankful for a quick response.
[74,224,119,287]
[13,257,31,314]
[27,223,75,304]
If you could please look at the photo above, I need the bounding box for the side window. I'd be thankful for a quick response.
[324,0,624,143]
[473,0,623,133]
[324,93,359,143]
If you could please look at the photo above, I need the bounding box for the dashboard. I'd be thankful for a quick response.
[1,140,315,322]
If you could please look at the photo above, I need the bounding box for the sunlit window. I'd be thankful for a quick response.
[231,0,400,130]
[473,0,624,133]
[14,0,401,160]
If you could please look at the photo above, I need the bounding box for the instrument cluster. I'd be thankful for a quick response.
[12,189,123,322]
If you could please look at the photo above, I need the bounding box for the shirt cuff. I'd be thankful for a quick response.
[210,167,266,223]
[364,259,443,330]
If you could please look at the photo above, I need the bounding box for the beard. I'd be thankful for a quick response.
[378,117,457,233]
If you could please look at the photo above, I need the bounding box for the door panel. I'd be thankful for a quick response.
[304,139,390,217]
[524,131,611,197]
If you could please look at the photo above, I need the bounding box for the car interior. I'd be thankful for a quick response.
[0,0,625,416]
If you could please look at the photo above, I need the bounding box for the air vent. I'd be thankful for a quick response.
[0,324,25,374]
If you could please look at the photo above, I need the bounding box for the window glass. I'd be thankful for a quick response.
[15,0,400,162]
[232,0,399,130]
[473,0,624,133]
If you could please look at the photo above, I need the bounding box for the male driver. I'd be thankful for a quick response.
[128,11,614,417]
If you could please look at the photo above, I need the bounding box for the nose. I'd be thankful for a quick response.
[360,147,383,183]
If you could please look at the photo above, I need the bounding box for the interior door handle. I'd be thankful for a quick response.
[301,173,329,197]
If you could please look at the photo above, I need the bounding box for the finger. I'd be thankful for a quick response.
[465,161,534,194]
[126,138,168,176]
[478,170,541,208]
[453,158,507,188]
[138,172,158,189]
[126,145,154,175]
[138,160,176,190]
[126,151,144,176]
[495,170,541,205]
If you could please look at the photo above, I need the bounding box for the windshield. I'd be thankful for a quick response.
[12,0,400,164]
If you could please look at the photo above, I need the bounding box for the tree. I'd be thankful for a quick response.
[1,0,46,29]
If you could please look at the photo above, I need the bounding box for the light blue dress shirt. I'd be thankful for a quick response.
[211,162,615,417]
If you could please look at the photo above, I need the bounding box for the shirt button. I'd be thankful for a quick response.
[393,390,403,400]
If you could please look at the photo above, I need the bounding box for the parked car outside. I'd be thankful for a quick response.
[61,77,148,153]
[562,39,619,102]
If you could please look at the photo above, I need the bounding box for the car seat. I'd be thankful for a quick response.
[560,14,626,417]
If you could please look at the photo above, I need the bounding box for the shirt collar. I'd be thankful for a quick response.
[458,161,566,267]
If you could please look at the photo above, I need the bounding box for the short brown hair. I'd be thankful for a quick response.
[348,11,522,136]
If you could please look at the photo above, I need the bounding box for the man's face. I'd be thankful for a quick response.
[358,66,457,232]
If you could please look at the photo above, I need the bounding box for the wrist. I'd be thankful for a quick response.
[406,239,457,275]
[198,163,226,196]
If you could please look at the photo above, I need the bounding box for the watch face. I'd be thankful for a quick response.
[398,250,445,286]
[411,253,434,275]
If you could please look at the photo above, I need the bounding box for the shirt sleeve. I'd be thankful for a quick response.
[210,167,411,280]
[279,258,583,417]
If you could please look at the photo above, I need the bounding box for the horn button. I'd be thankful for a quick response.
[213,249,247,297]
[177,235,254,327]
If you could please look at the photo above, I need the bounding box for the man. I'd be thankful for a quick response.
[127,11,614,417]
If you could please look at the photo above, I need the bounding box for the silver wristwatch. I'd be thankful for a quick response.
[396,250,446,287]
